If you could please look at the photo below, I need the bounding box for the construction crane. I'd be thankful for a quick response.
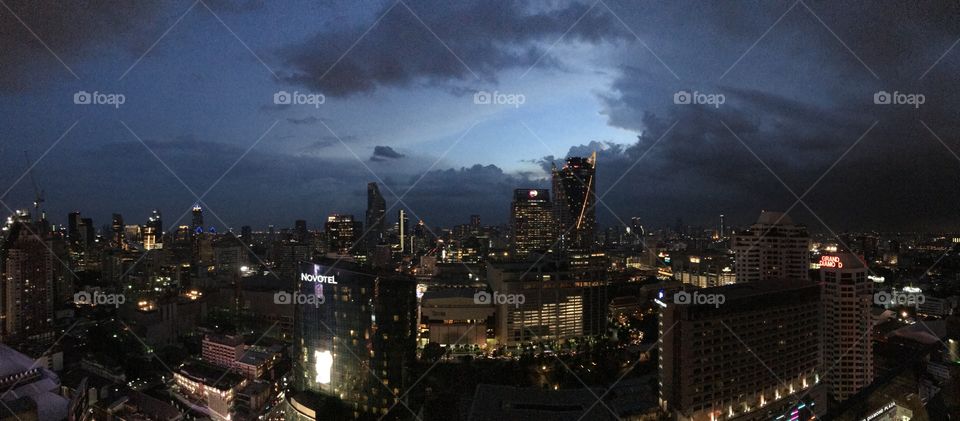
[24,151,44,221]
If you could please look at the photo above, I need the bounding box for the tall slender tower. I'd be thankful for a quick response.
[365,182,387,249]
[552,152,597,251]
[820,252,873,402]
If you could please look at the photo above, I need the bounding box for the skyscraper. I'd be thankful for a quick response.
[111,213,125,249]
[819,252,873,403]
[397,209,409,255]
[552,153,597,251]
[144,209,162,250]
[732,211,810,283]
[364,182,387,249]
[324,214,360,257]
[2,222,55,341]
[191,204,204,235]
[510,188,555,260]
[288,262,417,419]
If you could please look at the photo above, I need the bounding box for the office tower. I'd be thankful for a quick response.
[67,211,82,253]
[324,214,360,256]
[191,204,204,234]
[294,219,308,243]
[397,209,409,255]
[819,252,873,403]
[2,223,55,341]
[240,225,252,243]
[288,262,417,419]
[79,217,94,251]
[110,213,125,249]
[659,281,822,421]
[364,182,387,249]
[719,214,725,238]
[732,211,810,283]
[552,153,597,251]
[143,209,163,251]
[510,189,555,260]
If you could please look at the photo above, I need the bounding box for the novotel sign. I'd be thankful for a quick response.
[301,273,338,284]
[819,255,843,269]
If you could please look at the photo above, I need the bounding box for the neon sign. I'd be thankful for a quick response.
[819,255,843,269]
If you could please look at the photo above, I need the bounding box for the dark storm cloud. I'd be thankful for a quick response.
[579,0,960,231]
[0,1,161,92]
[277,0,629,96]
[370,145,406,161]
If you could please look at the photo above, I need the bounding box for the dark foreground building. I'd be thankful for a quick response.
[285,261,417,420]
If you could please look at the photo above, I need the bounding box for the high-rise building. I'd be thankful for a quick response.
[364,182,387,249]
[294,219,308,243]
[67,211,82,253]
[819,252,873,403]
[659,280,823,421]
[287,262,417,419]
[732,211,810,283]
[324,214,360,257]
[510,189,555,260]
[111,213,125,249]
[144,209,163,250]
[191,204,204,235]
[552,153,597,251]
[397,209,409,255]
[2,222,55,341]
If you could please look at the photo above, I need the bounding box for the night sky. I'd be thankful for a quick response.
[2,0,959,232]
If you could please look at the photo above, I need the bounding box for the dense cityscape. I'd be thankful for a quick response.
[3,1,960,421]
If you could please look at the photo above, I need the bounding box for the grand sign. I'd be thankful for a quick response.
[819,255,843,269]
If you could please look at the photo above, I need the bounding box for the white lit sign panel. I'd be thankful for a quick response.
[315,350,333,384]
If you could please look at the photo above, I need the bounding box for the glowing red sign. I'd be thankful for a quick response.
[819,255,843,269]
[528,190,538,198]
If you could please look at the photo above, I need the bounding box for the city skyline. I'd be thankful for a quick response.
[2,2,960,421]
[2,1,960,230]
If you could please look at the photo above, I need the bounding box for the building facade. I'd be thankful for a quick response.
[732,211,810,283]
[659,281,822,421]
